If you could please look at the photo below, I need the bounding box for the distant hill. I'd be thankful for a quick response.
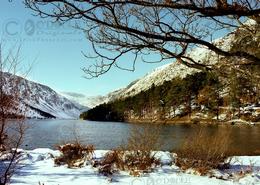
[1,72,87,119]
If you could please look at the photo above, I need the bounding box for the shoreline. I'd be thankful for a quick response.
[26,116,260,126]
[10,148,260,185]
[125,118,260,126]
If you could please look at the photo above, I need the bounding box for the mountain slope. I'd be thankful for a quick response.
[86,19,258,107]
[2,72,87,119]
[81,19,260,123]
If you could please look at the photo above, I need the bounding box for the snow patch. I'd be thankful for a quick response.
[10,149,260,185]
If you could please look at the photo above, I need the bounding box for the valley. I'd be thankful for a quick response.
[1,1,259,185]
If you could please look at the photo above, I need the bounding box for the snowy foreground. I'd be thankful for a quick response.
[11,149,260,185]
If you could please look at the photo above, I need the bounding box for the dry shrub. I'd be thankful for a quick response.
[175,128,231,175]
[98,126,161,176]
[54,142,94,168]
[121,126,161,174]
[97,150,123,176]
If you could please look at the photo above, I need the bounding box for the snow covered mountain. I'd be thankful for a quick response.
[62,19,257,109]
[61,92,106,109]
[63,62,201,108]
[84,19,258,107]
[2,72,87,119]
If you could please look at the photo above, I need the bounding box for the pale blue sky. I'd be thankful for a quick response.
[0,1,171,96]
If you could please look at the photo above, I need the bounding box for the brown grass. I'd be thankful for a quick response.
[54,142,94,168]
[175,128,231,175]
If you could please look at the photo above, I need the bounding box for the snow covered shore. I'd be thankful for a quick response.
[11,149,260,185]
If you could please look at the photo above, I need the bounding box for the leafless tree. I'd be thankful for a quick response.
[24,0,259,78]
[0,44,30,185]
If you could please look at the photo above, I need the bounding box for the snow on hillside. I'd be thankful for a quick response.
[61,92,106,109]
[87,19,258,106]
[10,149,260,185]
[88,46,217,105]
[2,72,86,119]
[108,62,200,100]
[60,19,257,109]
[63,62,201,108]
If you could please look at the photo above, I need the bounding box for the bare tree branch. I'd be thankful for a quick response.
[24,0,260,78]
[0,44,30,185]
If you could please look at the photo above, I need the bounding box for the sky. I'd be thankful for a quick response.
[0,1,171,96]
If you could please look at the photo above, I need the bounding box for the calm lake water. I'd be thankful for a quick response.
[17,119,260,155]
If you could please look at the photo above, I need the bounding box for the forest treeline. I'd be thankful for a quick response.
[80,66,260,123]
[81,23,260,123]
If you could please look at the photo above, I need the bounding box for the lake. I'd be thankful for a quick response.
[16,119,260,155]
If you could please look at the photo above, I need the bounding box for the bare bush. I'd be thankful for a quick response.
[175,128,231,175]
[97,150,123,176]
[54,124,95,168]
[120,126,161,173]
[54,142,95,168]
[98,126,161,176]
